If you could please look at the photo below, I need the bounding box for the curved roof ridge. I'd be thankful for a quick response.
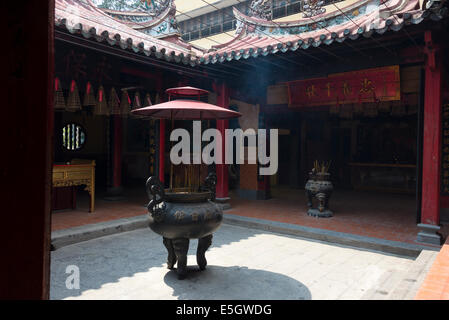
[234,0,373,27]
[55,0,198,62]
[199,0,447,65]
[97,0,174,30]
[99,8,148,16]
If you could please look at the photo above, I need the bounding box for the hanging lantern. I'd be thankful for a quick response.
[109,87,121,115]
[143,93,153,107]
[66,80,82,112]
[83,81,96,107]
[54,78,66,110]
[133,92,142,109]
[131,92,144,118]
[142,93,153,121]
[119,90,131,117]
[94,85,109,115]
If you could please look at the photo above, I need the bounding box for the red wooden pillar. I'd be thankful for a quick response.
[157,77,165,184]
[112,115,123,190]
[106,114,124,198]
[159,119,165,184]
[418,31,443,245]
[216,82,230,200]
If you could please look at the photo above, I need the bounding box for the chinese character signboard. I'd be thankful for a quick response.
[442,104,449,195]
[287,66,401,107]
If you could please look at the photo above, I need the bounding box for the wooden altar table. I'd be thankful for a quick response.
[52,159,95,212]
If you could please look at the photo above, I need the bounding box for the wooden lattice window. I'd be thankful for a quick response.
[62,123,86,151]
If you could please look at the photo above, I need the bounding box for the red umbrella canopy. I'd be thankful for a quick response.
[166,86,209,97]
[131,99,242,120]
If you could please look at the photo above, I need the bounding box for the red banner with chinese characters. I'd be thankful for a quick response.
[287,66,401,107]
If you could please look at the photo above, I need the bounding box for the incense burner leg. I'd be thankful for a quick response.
[317,193,326,212]
[172,238,190,280]
[311,193,333,217]
[197,234,213,271]
[162,237,177,270]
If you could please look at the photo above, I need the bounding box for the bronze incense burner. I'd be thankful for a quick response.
[146,173,222,279]
[133,86,241,280]
[305,168,334,218]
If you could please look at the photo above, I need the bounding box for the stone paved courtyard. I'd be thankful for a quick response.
[50,224,416,300]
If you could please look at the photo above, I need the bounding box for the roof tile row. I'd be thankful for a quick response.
[55,0,447,66]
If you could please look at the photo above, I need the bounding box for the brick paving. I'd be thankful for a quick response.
[51,189,148,231]
[52,187,449,246]
[228,187,449,247]
[415,237,449,300]
[51,199,146,231]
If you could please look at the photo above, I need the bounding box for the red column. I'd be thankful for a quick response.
[216,82,229,200]
[418,31,443,245]
[157,78,165,184]
[112,115,122,189]
[159,119,165,183]
[106,114,124,198]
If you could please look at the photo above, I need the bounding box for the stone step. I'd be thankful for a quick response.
[222,213,438,258]
[386,250,439,300]
[361,265,411,300]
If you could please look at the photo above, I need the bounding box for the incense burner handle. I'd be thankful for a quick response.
[146,176,166,222]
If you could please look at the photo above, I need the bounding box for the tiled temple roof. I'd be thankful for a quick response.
[201,0,448,64]
[55,0,204,66]
[55,0,447,67]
